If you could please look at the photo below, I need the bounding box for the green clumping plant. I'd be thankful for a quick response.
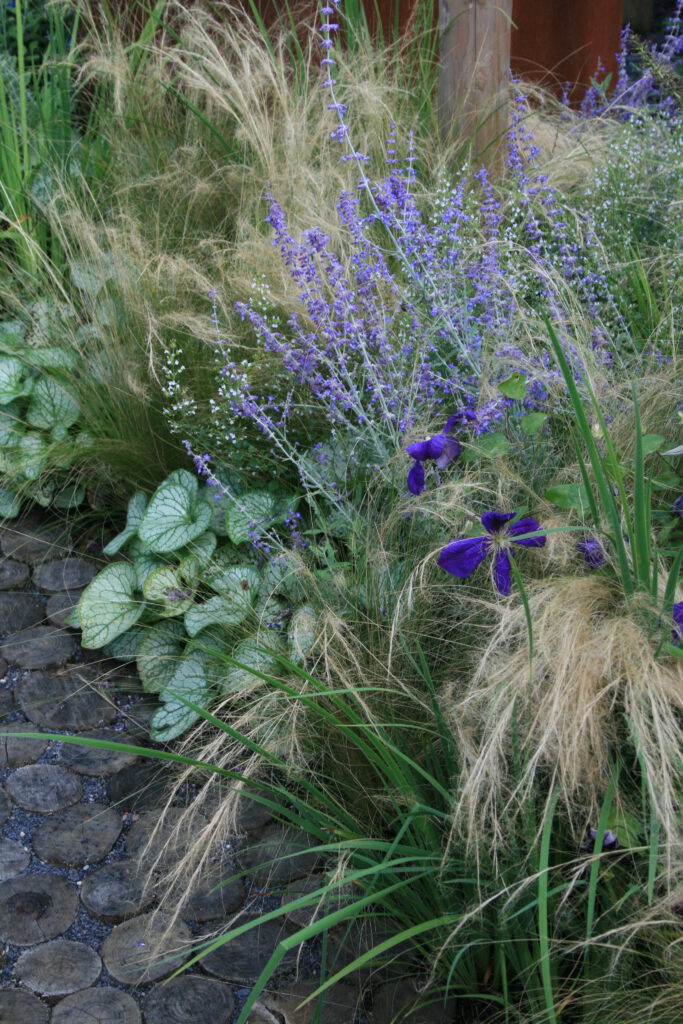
[4,641,677,1024]
[544,315,683,659]
[0,0,86,276]
[76,467,317,742]
[0,316,94,516]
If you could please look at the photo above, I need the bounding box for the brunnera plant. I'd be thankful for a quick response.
[0,319,94,516]
[77,468,318,743]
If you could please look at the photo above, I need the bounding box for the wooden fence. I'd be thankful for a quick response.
[246,0,623,163]
[102,0,625,163]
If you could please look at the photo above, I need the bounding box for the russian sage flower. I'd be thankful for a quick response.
[577,537,606,569]
[438,510,545,596]
[405,415,461,496]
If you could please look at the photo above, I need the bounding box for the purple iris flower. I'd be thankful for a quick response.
[673,601,683,645]
[405,416,461,496]
[581,826,620,853]
[437,510,546,596]
[577,537,606,569]
[673,495,683,519]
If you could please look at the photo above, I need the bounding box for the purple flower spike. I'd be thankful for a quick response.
[406,416,461,495]
[438,510,545,596]
[577,537,606,569]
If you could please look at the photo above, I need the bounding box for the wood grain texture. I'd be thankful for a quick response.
[438,0,513,167]
[510,0,623,101]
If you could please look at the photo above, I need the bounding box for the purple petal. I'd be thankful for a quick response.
[492,549,512,595]
[423,435,448,460]
[407,460,425,496]
[443,414,459,434]
[581,826,620,852]
[438,536,490,578]
[407,433,460,465]
[434,436,461,469]
[406,439,433,461]
[577,538,606,568]
[507,517,546,547]
[481,510,515,535]
[673,601,683,645]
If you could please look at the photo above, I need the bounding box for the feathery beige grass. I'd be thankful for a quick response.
[446,571,683,859]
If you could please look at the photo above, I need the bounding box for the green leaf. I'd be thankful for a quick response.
[150,650,211,742]
[180,531,217,573]
[253,595,288,631]
[186,629,234,685]
[78,562,146,649]
[461,433,511,462]
[0,403,24,446]
[26,377,80,431]
[0,355,31,404]
[162,468,199,493]
[142,565,195,617]
[31,481,56,507]
[288,604,317,665]
[0,321,25,340]
[199,472,242,536]
[544,483,590,510]
[206,564,260,603]
[138,485,212,554]
[51,424,69,442]
[17,434,47,480]
[103,492,148,556]
[226,491,276,545]
[521,412,548,437]
[605,809,643,849]
[70,260,106,297]
[134,552,166,590]
[26,347,77,374]
[0,487,21,518]
[640,434,666,456]
[300,440,350,487]
[261,552,307,603]
[136,620,185,692]
[102,626,145,662]
[652,469,680,490]
[184,594,250,637]
[74,431,94,453]
[52,483,85,510]
[498,372,527,400]
[224,637,281,693]
[178,535,221,587]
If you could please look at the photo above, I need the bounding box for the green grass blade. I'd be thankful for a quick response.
[538,786,561,1024]
[631,387,651,590]
[544,314,634,593]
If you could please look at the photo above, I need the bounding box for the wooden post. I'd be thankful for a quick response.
[438,0,513,168]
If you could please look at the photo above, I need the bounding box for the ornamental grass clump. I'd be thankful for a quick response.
[448,572,683,851]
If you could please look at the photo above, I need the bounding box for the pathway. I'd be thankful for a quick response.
[0,513,448,1024]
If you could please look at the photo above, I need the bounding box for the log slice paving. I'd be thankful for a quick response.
[0,514,369,1022]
